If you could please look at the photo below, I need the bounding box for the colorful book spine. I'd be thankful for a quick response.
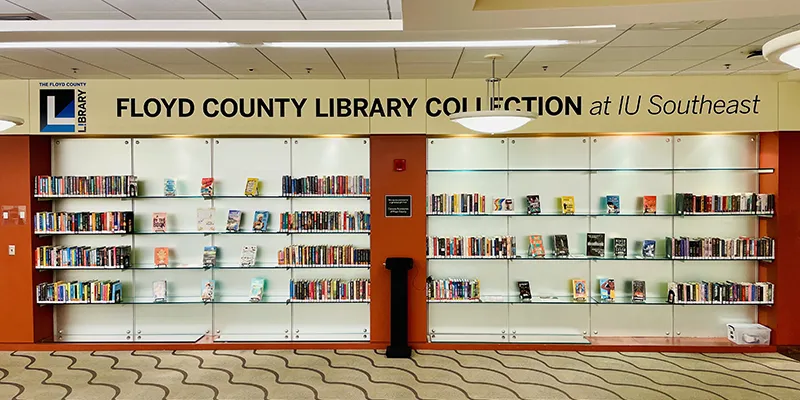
[675,193,775,214]
[668,281,774,304]
[278,245,370,266]
[34,211,134,233]
[278,211,370,232]
[34,175,138,197]
[426,278,481,300]
[36,280,123,303]
[428,193,487,214]
[426,236,516,258]
[289,279,370,301]
[665,236,775,259]
[35,245,132,268]
[281,175,370,196]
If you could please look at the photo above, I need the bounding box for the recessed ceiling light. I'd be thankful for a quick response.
[0,115,24,131]
[763,30,800,69]
[263,39,593,49]
[0,41,239,49]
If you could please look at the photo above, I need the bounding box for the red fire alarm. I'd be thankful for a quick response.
[393,159,406,171]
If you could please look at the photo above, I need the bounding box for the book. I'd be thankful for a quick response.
[526,195,541,215]
[153,280,167,303]
[666,282,677,304]
[643,196,657,214]
[154,247,169,267]
[606,195,620,214]
[586,233,605,258]
[244,178,259,197]
[572,279,587,301]
[252,211,269,232]
[202,246,217,268]
[561,196,575,214]
[529,235,545,258]
[600,278,616,301]
[197,208,215,231]
[517,281,532,301]
[492,198,514,212]
[642,240,656,258]
[152,212,167,233]
[554,235,570,257]
[201,280,215,302]
[632,280,646,302]
[164,178,176,197]
[226,210,242,232]
[240,245,257,267]
[201,177,214,198]
[249,278,265,302]
[613,238,627,258]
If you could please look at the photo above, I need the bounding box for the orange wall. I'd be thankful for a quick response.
[369,135,427,345]
[0,136,52,343]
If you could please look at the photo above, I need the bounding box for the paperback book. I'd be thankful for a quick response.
[613,238,627,258]
[526,195,541,215]
[561,196,575,215]
[197,208,216,231]
[493,198,514,212]
[632,280,646,302]
[201,280,215,302]
[250,278,265,302]
[529,235,545,258]
[586,233,605,257]
[599,278,616,301]
[642,240,656,258]
[517,281,532,301]
[201,177,214,198]
[606,195,620,214]
[252,211,269,232]
[240,245,257,267]
[154,247,169,267]
[554,235,570,257]
[643,196,657,214]
[226,210,242,232]
[152,212,167,233]
[153,280,167,303]
[572,279,587,301]
[164,178,176,197]
[203,246,217,268]
[244,178,259,197]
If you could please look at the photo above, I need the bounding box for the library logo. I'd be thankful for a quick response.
[39,84,87,132]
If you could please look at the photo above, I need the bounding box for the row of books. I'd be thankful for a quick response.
[34,211,134,233]
[427,278,481,301]
[282,175,370,196]
[155,279,268,303]
[36,245,132,268]
[278,211,370,232]
[36,280,122,303]
[428,193,488,214]
[35,175,138,197]
[667,281,774,304]
[277,245,371,266]
[675,193,775,214]
[427,236,517,258]
[666,237,774,259]
[289,279,371,301]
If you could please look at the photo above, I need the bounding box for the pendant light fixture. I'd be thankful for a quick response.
[450,54,535,134]
[0,115,23,131]
[763,30,800,69]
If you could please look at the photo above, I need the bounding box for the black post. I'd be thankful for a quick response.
[385,257,413,358]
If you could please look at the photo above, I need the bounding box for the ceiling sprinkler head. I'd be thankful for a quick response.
[305,67,313,74]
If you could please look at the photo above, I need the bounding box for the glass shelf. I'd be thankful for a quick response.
[428,256,769,262]
[35,195,133,200]
[428,296,591,304]
[134,230,369,235]
[36,266,129,271]
[426,168,774,173]
[427,213,773,218]
[38,194,372,200]
[673,301,774,306]
[591,296,669,305]
[35,231,131,236]
[40,296,370,305]
[132,264,370,270]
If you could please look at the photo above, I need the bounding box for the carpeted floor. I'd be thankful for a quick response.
[1,350,799,400]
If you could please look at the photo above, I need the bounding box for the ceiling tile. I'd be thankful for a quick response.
[619,71,675,77]
[712,17,800,30]
[191,48,284,69]
[510,61,578,76]
[123,49,206,64]
[200,0,298,11]
[628,60,700,73]
[460,48,531,63]
[736,61,794,73]
[235,74,290,79]
[681,29,780,46]
[294,0,387,11]
[181,74,235,79]
[280,62,341,75]
[716,47,768,61]
[587,46,669,62]
[217,11,302,19]
[454,60,514,77]
[291,74,343,79]
[157,63,231,75]
[396,49,462,64]
[124,11,217,19]
[346,74,397,79]
[523,46,599,62]
[653,46,739,61]
[0,50,119,77]
[259,48,331,64]
[125,74,181,79]
[0,2,27,12]
[104,0,208,12]
[304,10,389,19]
[569,60,639,74]
[12,0,115,12]
[399,72,452,79]
[609,30,699,47]
[327,49,395,66]
[55,49,171,75]
[398,63,456,74]
[630,21,722,31]
[35,11,130,19]
[564,72,620,77]
[679,58,764,74]
[391,11,402,19]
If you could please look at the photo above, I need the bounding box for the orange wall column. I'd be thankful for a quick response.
[0,135,53,343]
[369,135,427,346]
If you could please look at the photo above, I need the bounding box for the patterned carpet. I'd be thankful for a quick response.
[1,350,799,400]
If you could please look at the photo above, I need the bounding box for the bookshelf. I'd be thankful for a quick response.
[426,135,771,343]
[42,137,370,343]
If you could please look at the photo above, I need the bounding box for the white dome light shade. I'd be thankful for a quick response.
[449,110,535,133]
[763,30,800,69]
[0,115,24,131]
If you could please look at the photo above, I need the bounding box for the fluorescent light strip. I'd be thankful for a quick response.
[263,40,594,49]
[0,41,238,49]
[0,20,403,32]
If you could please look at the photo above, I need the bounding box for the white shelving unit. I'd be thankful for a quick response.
[44,137,370,343]
[426,135,770,343]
